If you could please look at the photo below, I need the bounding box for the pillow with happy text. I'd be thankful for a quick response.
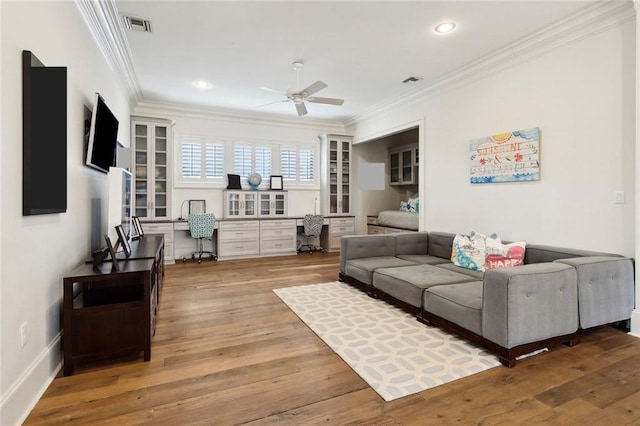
[485,239,527,269]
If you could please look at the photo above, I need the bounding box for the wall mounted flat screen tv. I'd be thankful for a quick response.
[22,50,67,215]
[86,93,119,174]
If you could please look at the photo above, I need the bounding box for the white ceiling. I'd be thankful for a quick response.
[115,0,599,122]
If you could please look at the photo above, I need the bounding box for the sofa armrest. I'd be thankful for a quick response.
[555,256,634,328]
[340,234,397,274]
[482,263,578,348]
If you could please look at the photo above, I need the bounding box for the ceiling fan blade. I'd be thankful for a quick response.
[256,99,290,108]
[307,96,344,106]
[260,86,286,95]
[302,80,328,96]
[295,102,308,116]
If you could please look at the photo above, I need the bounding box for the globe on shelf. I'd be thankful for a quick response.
[248,172,262,190]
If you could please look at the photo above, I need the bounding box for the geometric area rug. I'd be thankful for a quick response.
[273,282,501,401]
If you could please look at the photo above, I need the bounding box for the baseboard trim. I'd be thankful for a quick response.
[0,332,62,426]
[629,310,640,338]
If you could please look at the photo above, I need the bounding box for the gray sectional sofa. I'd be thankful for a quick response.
[339,232,635,367]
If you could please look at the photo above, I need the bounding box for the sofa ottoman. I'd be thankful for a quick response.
[423,281,484,335]
[372,264,477,311]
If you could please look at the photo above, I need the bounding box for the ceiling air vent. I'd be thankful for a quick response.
[122,15,152,33]
[402,76,423,84]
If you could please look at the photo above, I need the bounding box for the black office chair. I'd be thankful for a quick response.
[298,214,325,255]
[184,213,217,263]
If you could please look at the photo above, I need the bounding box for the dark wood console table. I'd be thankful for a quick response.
[64,235,164,376]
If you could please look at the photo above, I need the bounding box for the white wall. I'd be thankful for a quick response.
[0,2,132,424]
[133,103,344,220]
[348,22,636,257]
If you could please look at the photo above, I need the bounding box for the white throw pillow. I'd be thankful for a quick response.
[485,239,527,269]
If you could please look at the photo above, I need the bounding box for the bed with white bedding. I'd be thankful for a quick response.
[376,210,419,231]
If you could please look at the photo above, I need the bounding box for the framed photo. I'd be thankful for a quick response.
[129,218,141,240]
[189,200,206,214]
[132,216,144,237]
[115,224,131,257]
[270,175,283,190]
[104,234,119,271]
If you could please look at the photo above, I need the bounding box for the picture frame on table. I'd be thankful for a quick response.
[129,218,141,240]
[115,224,131,257]
[270,175,283,190]
[132,216,144,238]
[189,200,206,215]
[104,235,119,271]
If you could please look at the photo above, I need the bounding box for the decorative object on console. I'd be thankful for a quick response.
[189,199,206,214]
[470,127,540,184]
[227,173,241,189]
[177,199,189,220]
[115,224,131,257]
[270,175,283,190]
[248,172,262,190]
[104,235,119,271]
[132,216,144,238]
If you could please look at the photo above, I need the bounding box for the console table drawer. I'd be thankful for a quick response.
[261,227,295,238]
[260,219,296,229]
[261,236,297,254]
[219,240,259,257]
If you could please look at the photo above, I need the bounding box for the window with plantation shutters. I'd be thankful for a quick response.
[279,145,316,186]
[179,137,224,184]
[233,144,272,185]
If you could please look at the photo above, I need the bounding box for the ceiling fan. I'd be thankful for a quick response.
[259,62,344,116]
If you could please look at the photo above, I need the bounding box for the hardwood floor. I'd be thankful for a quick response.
[25,253,640,425]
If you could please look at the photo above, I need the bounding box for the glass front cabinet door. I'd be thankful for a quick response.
[321,134,352,216]
[132,119,172,220]
[259,191,288,217]
[389,144,417,185]
[224,191,259,218]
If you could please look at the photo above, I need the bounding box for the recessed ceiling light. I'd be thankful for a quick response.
[434,22,456,34]
[193,80,213,89]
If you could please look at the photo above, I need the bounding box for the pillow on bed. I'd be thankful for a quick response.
[400,197,419,212]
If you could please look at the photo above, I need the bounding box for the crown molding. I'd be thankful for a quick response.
[75,0,142,106]
[345,0,635,127]
[134,99,345,133]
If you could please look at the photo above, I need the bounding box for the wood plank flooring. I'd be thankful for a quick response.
[25,253,640,425]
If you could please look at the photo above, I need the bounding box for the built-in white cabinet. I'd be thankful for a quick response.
[320,134,352,216]
[224,191,287,218]
[132,119,172,220]
[260,219,297,255]
[218,220,260,258]
[327,217,355,251]
[142,221,175,264]
[224,191,257,218]
[258,192,287,217]
[389,144,418,185]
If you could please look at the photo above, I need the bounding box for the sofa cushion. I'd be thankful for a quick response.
[555,256,634,328]
[373,264,477,308]
[395,232,429,256]
[423,281,484,335]
[396,254,451,265]
[436,263,485,280]
[427,232,456,259]
[345,256,416,285]
[524,244,621,264]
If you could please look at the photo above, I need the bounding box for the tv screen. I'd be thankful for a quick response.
[86,93,119,173]
[22,50,67,215]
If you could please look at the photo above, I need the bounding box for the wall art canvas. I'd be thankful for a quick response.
[470,127,540,184]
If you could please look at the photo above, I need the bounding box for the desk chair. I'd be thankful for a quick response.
[184,213,217,263]
[298,214,325,255]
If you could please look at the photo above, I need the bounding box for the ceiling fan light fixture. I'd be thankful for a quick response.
[193,80,213,89]
[434,22,456,34]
